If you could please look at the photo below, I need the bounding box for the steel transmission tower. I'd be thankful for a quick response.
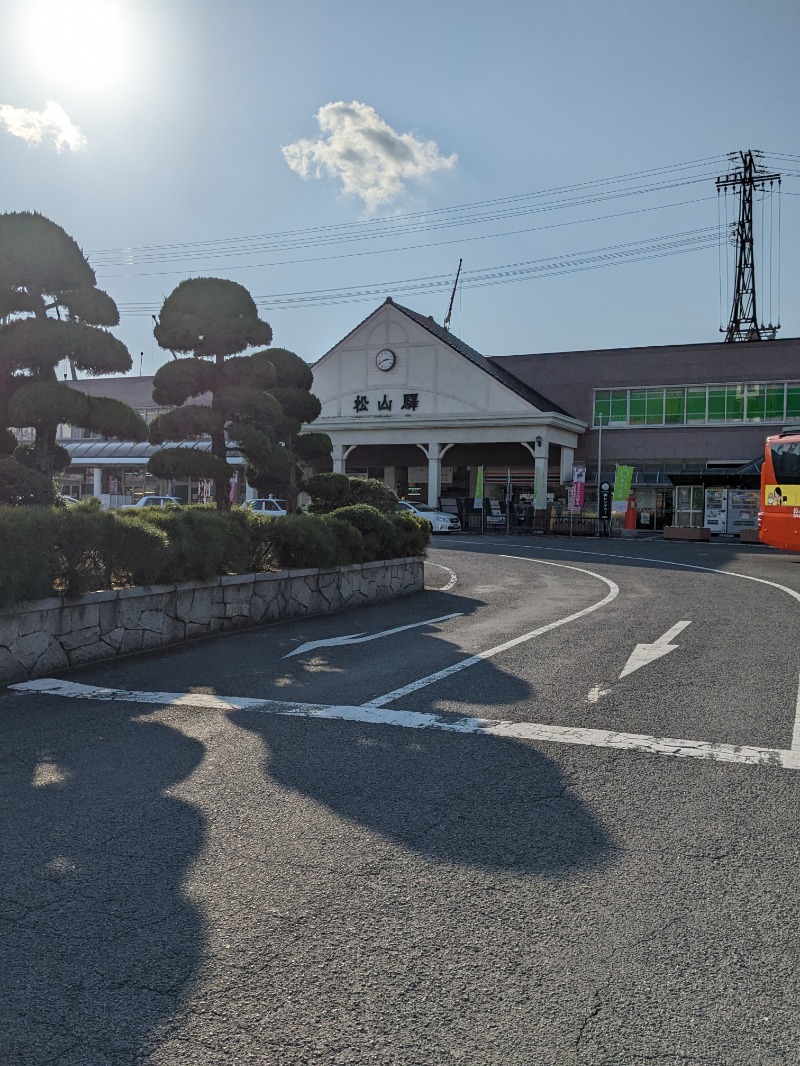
[716,150,781,342]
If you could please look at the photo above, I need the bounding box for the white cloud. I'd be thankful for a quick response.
[282,101,457,212]
[0,100,86,152]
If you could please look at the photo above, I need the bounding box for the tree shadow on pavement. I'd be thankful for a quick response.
[0,703,205,1064]
[232,711,613,877]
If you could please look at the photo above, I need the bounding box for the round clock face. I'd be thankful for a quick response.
[375,348,396,371]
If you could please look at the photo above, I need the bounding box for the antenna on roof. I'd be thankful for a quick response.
[443,258,463,332]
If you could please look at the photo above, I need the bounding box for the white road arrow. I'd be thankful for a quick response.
[619,620,692,679]
[283,612,464,658]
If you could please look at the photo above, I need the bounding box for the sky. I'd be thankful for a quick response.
[0,0,798,377]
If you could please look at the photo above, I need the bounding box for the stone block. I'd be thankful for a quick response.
[60,626,101,652]
[105,627,126,650]
[0,645,25,684]
[68,642,108,668]
[188,588,213,624]
[33,637,70,677]
[140,609,167,634]
[10,632,53,672]
[118,629,144,654]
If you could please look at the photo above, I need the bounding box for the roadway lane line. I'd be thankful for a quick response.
[362,558,619,708]
[425,561,457,591]
[487,543,800,762]
[10,678,797,769]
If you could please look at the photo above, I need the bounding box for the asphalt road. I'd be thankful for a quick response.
[2,534,799,1065]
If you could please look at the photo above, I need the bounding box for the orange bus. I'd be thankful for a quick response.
[759,427,800,550]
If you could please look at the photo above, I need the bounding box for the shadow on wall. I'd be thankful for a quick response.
[232,713,614,877]
[0,705,206,1063]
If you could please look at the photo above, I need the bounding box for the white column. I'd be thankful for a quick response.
[331,441,345,474]
[92,467,102,496]
[560,446,575,484]
[534,454,548,509]
[427,452,441,508]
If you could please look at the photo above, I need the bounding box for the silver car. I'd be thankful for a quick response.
[121,495,183,509]
[396,501,460,533]
[240,497,288,516]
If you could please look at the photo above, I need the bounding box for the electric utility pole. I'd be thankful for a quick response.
[716,150,781,342]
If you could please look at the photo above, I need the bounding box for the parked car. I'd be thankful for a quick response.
[120,495,183,509]
[396,500,461,533]
[240,497,288,517]
[55,494,80,507]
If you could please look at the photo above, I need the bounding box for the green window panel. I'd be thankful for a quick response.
[766,384,785,421]
[610,389,628,424]
[686,387,707,423]
[787,385,800,420]
[746,384,766,422]
[594,391,611,426]
[707,387,726,422]
[645,388,664,424]
[665,387,686,424]
[725,384,745,422]
[629,390,647,425]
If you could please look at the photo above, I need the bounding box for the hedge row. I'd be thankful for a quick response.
[0,501,430,608]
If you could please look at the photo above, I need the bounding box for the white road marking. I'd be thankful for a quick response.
[361,558,619,708]
[11,678,798,769]
[587,685,611,704]
[619,620,692,679]
[425,561,457,591]
[474,542,800,761]
[283,612,464,658]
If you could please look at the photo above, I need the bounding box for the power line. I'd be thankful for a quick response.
[115,227,718,316]
[96,195,716,281]
[89,161,729,269]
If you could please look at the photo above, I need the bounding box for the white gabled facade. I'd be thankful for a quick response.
[309,299,585,507]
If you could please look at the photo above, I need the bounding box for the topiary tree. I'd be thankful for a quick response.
[0,212,148,486]
[149,280,328,513]
[242,347,330,511]
[307,473,397,514]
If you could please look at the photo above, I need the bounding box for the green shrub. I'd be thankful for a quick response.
[0,457,55,506]
[0,507,59,605]
[267,513,343,569]
[387,512,430,557]
[346,477,397,513]
[307,472,351,513]
[320,515,366,564]
[106,515,169,588]
[129,508,238,582]
[329,504,397,561]
[51,506,116,596]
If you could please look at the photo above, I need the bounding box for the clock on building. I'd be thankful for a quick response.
[375,348,396,371]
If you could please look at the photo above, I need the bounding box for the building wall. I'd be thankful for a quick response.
[491,336,800,465]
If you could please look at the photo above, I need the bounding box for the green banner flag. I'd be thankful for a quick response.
[613,464,634,501]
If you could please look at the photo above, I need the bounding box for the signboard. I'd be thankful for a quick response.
[704,488,728,533]
[572,464,586,508]
[613,464,634,502]
[409,465,454,484]
[599,481,612,520]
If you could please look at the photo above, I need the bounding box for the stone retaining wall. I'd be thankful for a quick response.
[0,557,424,686]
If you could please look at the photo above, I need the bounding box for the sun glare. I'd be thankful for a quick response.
[21,0,135,93]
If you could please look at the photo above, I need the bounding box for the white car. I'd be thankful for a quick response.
[121,495,183,509]
[240,497,287,517]
[397,501,460,533]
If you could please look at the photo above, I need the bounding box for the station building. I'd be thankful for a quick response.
[48,297,800,531]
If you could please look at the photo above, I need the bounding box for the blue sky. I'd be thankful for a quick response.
[1,0,798,375]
